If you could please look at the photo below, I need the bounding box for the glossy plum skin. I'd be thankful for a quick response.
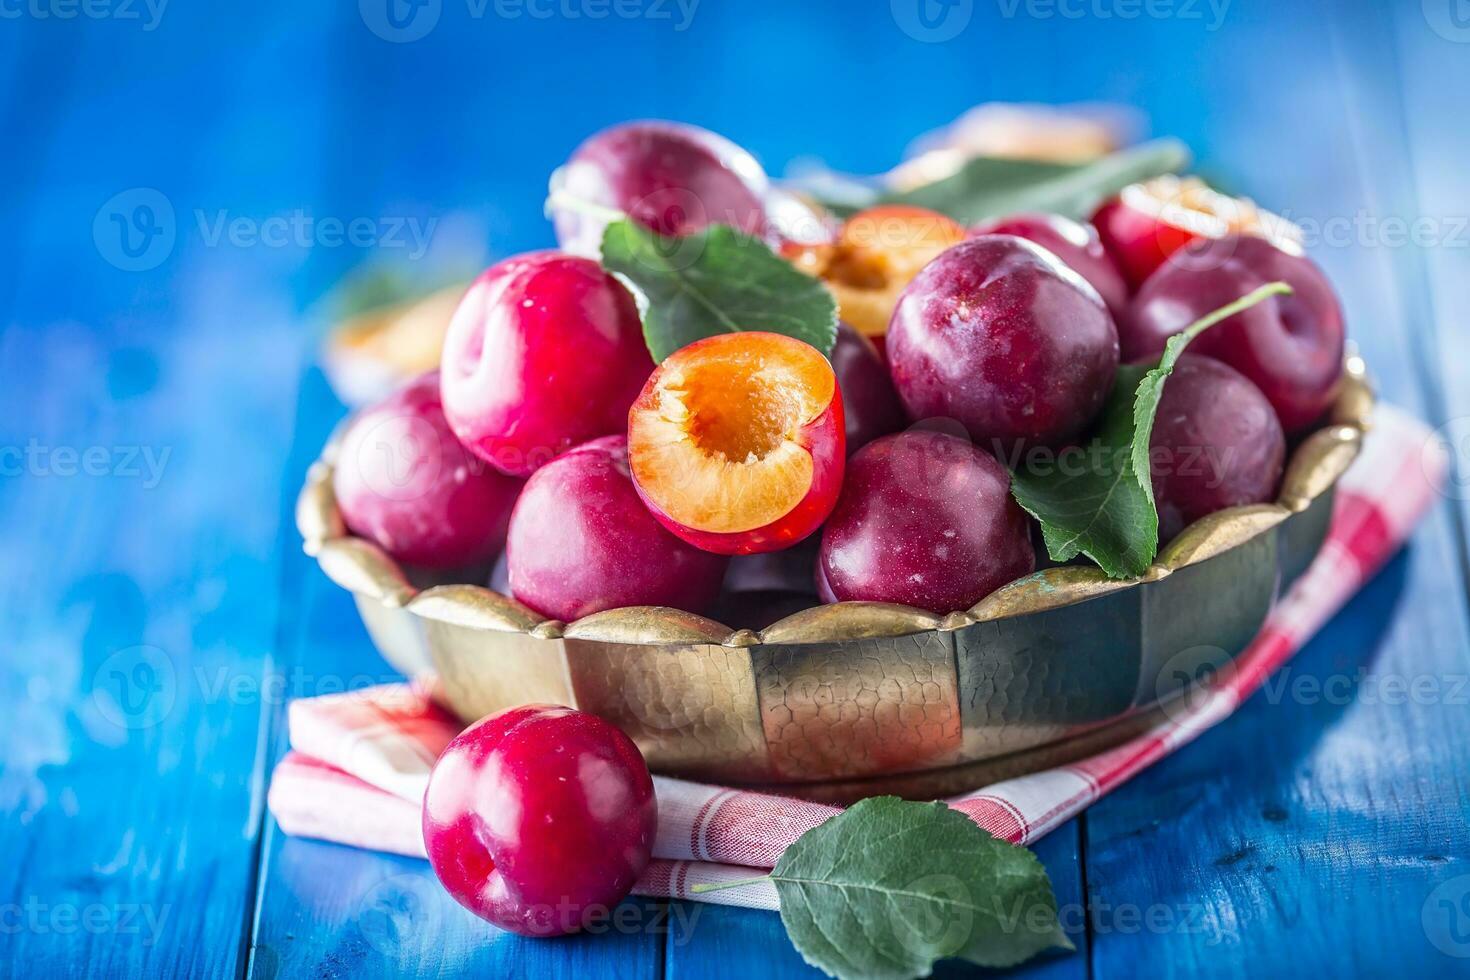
[440,252,653,476]
[506,436,727,621]
[830,323,907,454]
[552,120,769,257]
[1092,194,1203,290]
[423,705,657,937]
[332,372,522,569]
[970,212,1129,319]
[819,431,1036,614]
[1123,235,1345,432]
[1148,354,1286,544]
[886,235,1120,455]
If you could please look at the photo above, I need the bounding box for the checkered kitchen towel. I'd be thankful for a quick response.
[268,406,1449,911]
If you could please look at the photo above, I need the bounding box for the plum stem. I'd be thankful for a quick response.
[689,875,773,894]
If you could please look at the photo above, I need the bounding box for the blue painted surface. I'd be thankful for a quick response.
[3,0,1470,977]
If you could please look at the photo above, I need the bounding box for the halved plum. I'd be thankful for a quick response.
[628,332,844,555]
[1093,175,1302,289]
[787,205,967,341]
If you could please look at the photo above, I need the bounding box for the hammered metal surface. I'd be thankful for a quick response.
[298,358,1373,794]
[752,631,962,781]
[564,639,771,782]
[424,620,573,720]
[955,586,1140,760]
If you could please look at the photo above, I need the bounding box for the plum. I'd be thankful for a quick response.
[332,371,521,569]
[1123,234,1345,432]
[1147,354,1286,544]
[830,322,907,454]
[886,235,1119,456]
[1093,176,1301,289]
[970,212,1128,319]
[505,436,727,620]
[440,252,653,476]
[818,430,1035,614]
[551,120,769,257]
[628,332,844,555]
[423,704,656,937]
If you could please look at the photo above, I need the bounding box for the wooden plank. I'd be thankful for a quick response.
[1080,1,1470,976]
[0,6,334,977]
[252,824,668,979]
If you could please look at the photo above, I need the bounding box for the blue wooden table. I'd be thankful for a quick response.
[4,1,1469,976]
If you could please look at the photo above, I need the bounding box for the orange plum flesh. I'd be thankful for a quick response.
[628,332,844,556]
[787,205,967,340]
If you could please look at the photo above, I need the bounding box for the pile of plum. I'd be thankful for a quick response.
[333,121,1346,620]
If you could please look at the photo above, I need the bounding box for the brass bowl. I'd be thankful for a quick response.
[298,357,1373,801]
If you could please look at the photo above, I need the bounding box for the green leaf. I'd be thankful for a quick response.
[1010,282,1293,579]
[767,797,1070,980]
[881,139,1191,226]
[599,218,838,363]
[1009,362,1158,579]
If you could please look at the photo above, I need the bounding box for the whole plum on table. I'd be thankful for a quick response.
[423,705,656,937]
[1122,234,1345,432]
[505,436,727,621]
[886,235,1120,457]
[440,251,652,476]
[332,371,521,569]
[551,120,769,256]
[1147,354,1287,544]
[818,430,1036,614]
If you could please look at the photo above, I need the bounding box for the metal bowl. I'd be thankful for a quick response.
[297,357,1373,801]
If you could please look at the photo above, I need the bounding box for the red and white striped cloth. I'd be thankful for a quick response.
[268,406,1448,911]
